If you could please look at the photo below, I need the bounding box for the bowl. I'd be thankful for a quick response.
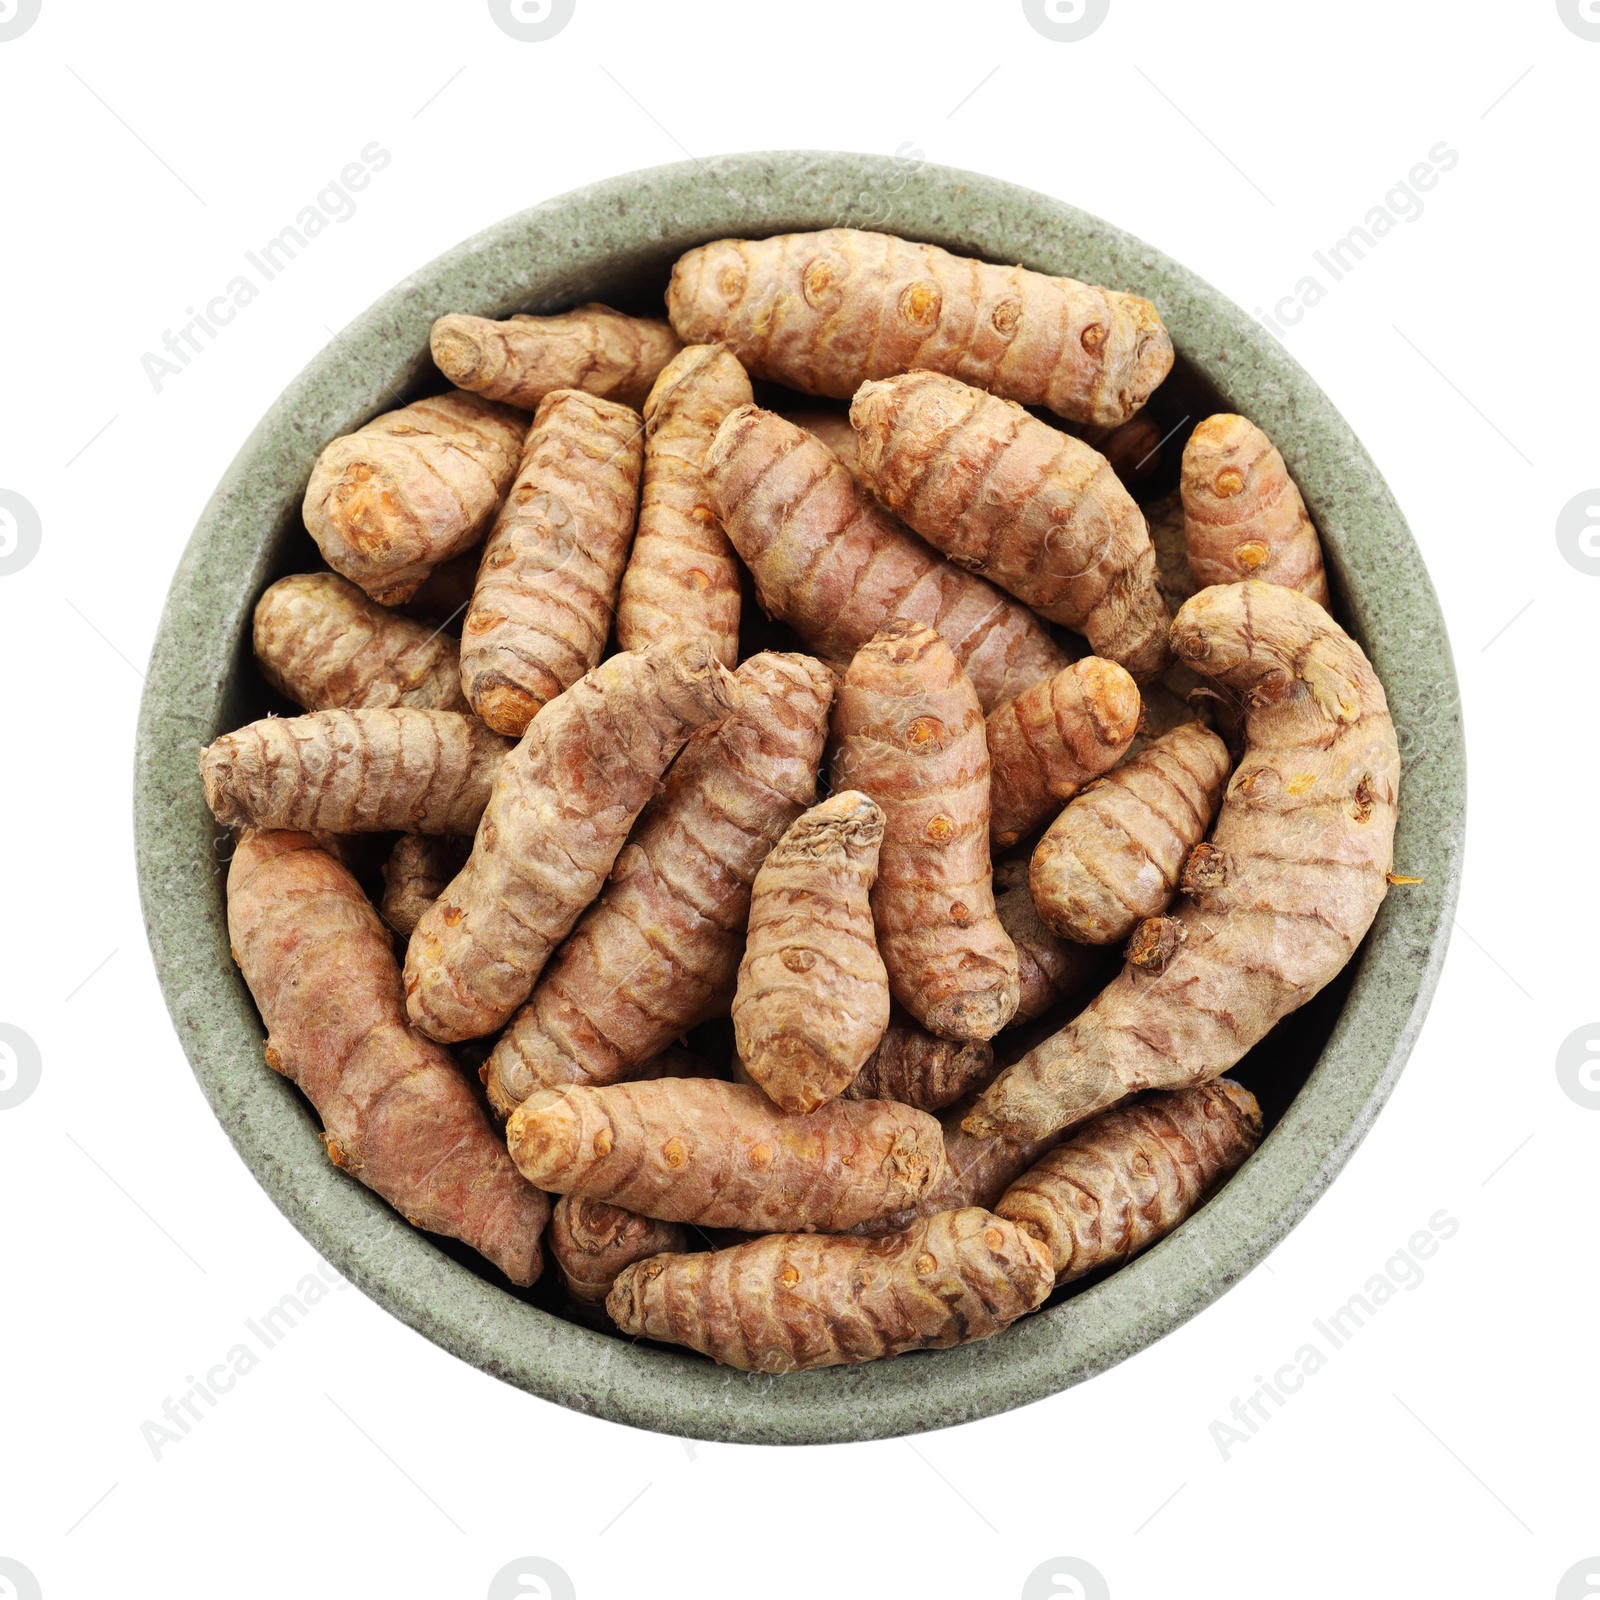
[134,151,1465,1445]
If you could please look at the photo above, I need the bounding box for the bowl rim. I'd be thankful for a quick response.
[134,150,1465,1446]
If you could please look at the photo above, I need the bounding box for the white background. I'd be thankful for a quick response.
[1,2,1595,1597]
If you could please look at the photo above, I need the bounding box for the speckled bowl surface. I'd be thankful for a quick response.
[134,152,1464,1445]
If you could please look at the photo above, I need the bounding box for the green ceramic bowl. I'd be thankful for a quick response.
[134,152,1464,1445]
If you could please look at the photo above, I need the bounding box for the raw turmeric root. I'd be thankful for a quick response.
[548,1195,685,1323]
[986,656,1142,849]
[253,573,466,713]
[506,1078,946,1232]
[1181,415,1329,605]
[993,857,1105,1022]
[704,407,1069,714]
[200,710,509,836]
[1029,720,1233,945]
[666,228,1172,426]
[404,639,740,1042]
[430,304,681,411]
[606,1206,1052,1372]
[226,830,548,1284]
[615,345,751,669]
[840,1008,993,1113]
[732,791,890,1115]
[461,389,644,735]
[832,619,1019,1041]
[966,582,1400,1141]
[302,392,525,604]
[380,834,470,938]
[1070,412,1167,485]
[849,372,1171,682]
[482,652,832,1113]
[995,1081,1261,1281]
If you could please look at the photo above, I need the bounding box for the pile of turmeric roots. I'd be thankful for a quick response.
[201,227,1400,1374]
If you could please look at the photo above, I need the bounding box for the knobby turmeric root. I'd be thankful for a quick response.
[606,1207,1052,1372]
[993,857,1105,1022]
[505,1078,946,1233]
[966,582,1400,1140]
[986,656,1142,849]
[733,791,891,1115]
[704,406,1069,714]
[430,304,681,412]
[404,639,740,1042]
[200,710,510,836]
[1181,415,1329,605]
[227,830,548,1284]
[996,1081,1261,1281]
[615,345,751,669]
[1069,412,1167,485]
[482,651,832,1113]
[461,389,644,735]
[380,834,471,938]
[253,573,466,713]
[1028,719,1232,947]
[302,392,525,604]
[832,619,1019,1041]
[786,407,861,479]
[850,372,1171,681]
[548,1195,686,1324]
[841,1008,993,1113]
[666,228,1172,426]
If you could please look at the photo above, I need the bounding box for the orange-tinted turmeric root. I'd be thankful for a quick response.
[607,1207,1052,1372]
[832,620,1019,1042]
[1028,720,1232,945]
[840,1008,994,1113]
[667,228,1172,426]
[1181,415,1329,605]
[966,582,1400,1141]
[986,656,1142,849]
[482,651,831,1113]
[850,372,1171,681]
[379,834,471,938]
[302,392,525,604]
[430,304,681,412]
[200,710,509,836]
[705,406,1069,714]
[253,573,467,713]
[996,1081,1261,1281]
[733,791,890,1115]
[505,1078,945,1233]
[615,345,751,669]
[227,829,548,1284]
[548,1195,686,1322]
[404,640,739,1043]
[461,389,644,735]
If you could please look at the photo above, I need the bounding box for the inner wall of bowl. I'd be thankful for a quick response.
[144,152,1462,1443]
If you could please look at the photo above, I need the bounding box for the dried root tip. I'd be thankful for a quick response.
[505,1078,946,1233]
[1180,414,1329,606]
[548,1194,686,1319]
[995,1081,1262,1282]
[842,1011,995,1113]
[1126,915,1186,973]
[430,304,682,411]
[1180,841,1229,894]
[606,1207,1054,1371]
[734,790,890,1115]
